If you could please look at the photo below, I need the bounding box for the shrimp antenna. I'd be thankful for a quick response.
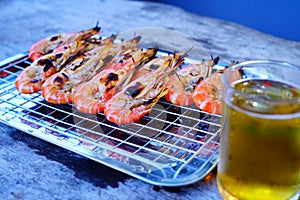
[185,46,194,56]
[174,71,182,83]
[131,57,136,65]
[94,21,101,31]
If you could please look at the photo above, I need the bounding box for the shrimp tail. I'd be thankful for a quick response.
[92,21,101,33]
[29,51,43,62]
[15,68,42,94]
[41,72,73,104]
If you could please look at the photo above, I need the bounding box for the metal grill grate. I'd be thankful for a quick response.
[0,53,222,186]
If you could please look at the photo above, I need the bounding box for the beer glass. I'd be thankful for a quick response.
[218,60,300,199]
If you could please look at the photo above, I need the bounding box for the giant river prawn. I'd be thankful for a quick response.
[15,24,230,124]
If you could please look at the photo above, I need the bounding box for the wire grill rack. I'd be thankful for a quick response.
[0,53,222,186]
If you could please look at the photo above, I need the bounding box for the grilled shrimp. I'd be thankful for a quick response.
[28,23,101,61]
[104,52,185,125]
[41,42,116,104]
[165,57,219,106]
[15,35,113,94]
[74,48,157,114]
[41,36,141,104]
[192,61,240,114]
[15,40,82,94]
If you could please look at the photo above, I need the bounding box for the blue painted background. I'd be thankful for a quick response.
[156,0,300,42]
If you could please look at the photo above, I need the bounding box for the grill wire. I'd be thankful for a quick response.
[0,53,222,186]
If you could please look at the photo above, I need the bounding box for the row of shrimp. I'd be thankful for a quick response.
[165,57,241,115]
[73,47,158,114]
[41,35,143,104]
[16,23,105,94]
[15,24,234,125]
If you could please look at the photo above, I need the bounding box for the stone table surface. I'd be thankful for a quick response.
[0,0,300,200]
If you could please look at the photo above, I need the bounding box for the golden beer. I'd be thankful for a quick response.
[218,78,300,200]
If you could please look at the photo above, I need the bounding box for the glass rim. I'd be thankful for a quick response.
[222,59,300,104]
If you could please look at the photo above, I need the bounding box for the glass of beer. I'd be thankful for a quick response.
[217,60,300,200]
